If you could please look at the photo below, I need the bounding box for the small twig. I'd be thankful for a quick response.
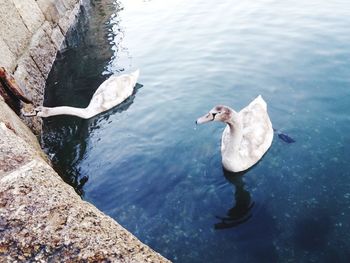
[0,67,33,104]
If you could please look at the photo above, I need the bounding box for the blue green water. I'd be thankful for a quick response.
[43,0,350,262]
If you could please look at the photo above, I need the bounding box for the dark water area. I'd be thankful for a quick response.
[43,0,350,262]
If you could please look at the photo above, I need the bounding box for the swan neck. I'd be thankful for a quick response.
[44,106,92,119]
[226,110,241,134]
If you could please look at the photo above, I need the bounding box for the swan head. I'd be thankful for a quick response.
[22,106,49,117]
[34,106,50,117]
[196,105,233,124]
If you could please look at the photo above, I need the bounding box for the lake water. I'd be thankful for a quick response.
[43,0,350,262]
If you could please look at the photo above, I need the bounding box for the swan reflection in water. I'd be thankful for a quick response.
[215,168,255,229]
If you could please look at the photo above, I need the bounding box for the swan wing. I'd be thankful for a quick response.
[239,95,273,160]
[88,70,139,111]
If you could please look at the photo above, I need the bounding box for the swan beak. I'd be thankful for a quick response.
[196,113,214,124]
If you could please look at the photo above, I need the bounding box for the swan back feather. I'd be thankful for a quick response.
[223,95,273,171]
[88,69,139,113]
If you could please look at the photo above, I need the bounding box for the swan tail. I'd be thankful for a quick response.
[274,128,295,143]
[131,69,140,80]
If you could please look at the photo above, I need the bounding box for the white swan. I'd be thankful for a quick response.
[24,70,140,119]
[196,95,273,172]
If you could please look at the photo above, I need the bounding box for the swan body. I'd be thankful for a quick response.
[196,95,273,172]
[26,70,139,119]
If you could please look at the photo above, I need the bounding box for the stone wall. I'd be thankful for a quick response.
[0,0,81,133]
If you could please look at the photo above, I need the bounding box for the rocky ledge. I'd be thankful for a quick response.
[0,99,170,262]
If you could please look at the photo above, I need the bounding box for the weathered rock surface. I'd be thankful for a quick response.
[0,38,16,71]
[12,0,46,34]
[0,102,170,262]
[0,97,45,161]
[0,0,31,58]
[0,0,82,134]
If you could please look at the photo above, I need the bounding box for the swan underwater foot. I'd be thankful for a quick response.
[273,128,296,143]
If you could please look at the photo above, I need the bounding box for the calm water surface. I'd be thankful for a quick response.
[43,0,350,262]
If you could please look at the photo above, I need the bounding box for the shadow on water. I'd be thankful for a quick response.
[294,208,332,251]
[214,135,294,230]
[215,168,254,229]
[42,0,131,196]
[290,207,350,262]
[211,166,280,262]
